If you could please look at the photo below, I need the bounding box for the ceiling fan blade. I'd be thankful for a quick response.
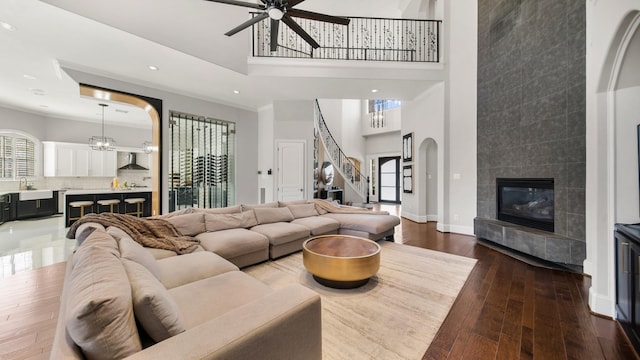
[287,9,350,25]
[270,18,279,52]
[281,15,320,49]
[225,12,269,36]
[285,0,306,8]
[203,0,264,10]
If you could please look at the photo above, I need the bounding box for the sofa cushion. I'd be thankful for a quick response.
[192,205,242,214]
[253,207,295,224]
[196,228,269,261]
[169,271,273,329]
[292,216,340,235]
[123,259,185,342]
[321,213,401,235]
[241,201,278,211]
[204,211,258,232]
[119,236,161,279]
[287,203,319,219]
[145,247,178,260]
[155,251,239,289]
[165,213,205,236]
[66,229,141,359]
[250,223,310,246]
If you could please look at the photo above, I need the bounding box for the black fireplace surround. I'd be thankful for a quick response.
[496,178,554,232]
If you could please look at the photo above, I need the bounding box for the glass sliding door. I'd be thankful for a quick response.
[169,112,235,211]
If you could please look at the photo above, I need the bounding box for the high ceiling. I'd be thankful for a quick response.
[0,0,436,129]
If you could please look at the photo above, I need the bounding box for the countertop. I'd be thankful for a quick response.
[64,188,152,196]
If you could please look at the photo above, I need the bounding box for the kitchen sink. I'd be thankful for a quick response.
[19,190,53,201]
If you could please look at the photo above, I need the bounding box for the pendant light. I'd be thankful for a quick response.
[89,103,116,151]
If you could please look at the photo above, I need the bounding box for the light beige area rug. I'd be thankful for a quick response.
[244,241,477,360]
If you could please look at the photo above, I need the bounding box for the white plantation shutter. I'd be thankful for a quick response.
[0,134,37,180]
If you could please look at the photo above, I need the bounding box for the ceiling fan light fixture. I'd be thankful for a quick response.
[267,6,284,20]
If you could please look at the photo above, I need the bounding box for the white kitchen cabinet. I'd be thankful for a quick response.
[43,142,116,177]
[90,150,117,177]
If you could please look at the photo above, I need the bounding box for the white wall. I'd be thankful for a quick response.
[401,83,444,222]
[341,100,365,163]
[63,69,260,212]
[615,86,640,224]
[585,0,640,317]
[273,100,315,200]
[365,132,401,155]
[440,0,477,235]
[258,105,275,203]
[299,0,402,18]
[426,138,438,219]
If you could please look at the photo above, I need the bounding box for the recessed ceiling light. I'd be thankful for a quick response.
[0,22,16,31]
[371,89,379,93]
[23,74,36,80]
[233,90,240,94]
[148,65,159,71]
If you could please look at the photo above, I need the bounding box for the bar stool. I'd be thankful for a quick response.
[124,198,145,217]
[68,201,94,223]
[97,199,120,213]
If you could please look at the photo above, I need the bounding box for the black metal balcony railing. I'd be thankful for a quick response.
[253,16,441,63]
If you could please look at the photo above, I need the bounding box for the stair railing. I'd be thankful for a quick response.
[314,100,368,202]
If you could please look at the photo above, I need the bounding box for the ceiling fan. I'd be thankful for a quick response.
[204,0,350,51]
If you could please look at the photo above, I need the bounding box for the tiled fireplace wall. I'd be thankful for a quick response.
[476,0,586,242]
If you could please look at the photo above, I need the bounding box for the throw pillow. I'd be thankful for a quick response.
[75,226,97,246]
[287,203,319,219]
[119,237,161,279]
[148,207,193,219]
[192,205,242,214]
[204,211,258,232]
[253,207,295,224]
[122,259,185,342]
[241,201,278,211]
[66,229,142,359]
[165,213,205,236]
[278,200,309,207]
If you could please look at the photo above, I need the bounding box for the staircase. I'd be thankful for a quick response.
[314,100,368,202]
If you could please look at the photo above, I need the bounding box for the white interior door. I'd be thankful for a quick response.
[277,140,305,201]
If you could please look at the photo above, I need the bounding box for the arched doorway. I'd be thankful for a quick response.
[80,84,162,215]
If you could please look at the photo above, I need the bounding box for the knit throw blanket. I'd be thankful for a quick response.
[311,199,389,215]
[66,213,200,254]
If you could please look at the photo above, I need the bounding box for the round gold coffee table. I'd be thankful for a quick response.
[302,235,381,289]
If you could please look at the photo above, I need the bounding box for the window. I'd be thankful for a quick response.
[0,132,37,180]
[169,112,235,211]
[368,99,401,113]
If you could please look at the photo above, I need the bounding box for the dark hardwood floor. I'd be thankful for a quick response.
[0,205,637,359]
[377,204,637,360]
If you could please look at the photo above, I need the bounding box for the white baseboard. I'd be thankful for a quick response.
[436,223,475,236]
[589,289,615,318]
[401,211,427,223]
[427,214,438,222]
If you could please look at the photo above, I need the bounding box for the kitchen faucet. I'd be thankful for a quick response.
[19,177,27,190]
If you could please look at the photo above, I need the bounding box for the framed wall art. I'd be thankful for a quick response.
[403,133,413,162]
[403,165,413,193]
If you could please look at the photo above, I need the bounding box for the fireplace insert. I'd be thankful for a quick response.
[496,178,554,232]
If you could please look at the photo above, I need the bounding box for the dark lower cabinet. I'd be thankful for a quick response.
[615,223,640,352]
[16,195,57,220]
[66,191,152,227]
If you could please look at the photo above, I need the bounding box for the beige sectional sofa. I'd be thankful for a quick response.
[52,200,400,359]
[51,224,322,360]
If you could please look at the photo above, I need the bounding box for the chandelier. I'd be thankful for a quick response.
[89,103,116,151]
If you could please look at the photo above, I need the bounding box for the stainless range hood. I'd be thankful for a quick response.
[119,153,148,170]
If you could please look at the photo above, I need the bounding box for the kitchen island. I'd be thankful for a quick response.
[64,188,152,227]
